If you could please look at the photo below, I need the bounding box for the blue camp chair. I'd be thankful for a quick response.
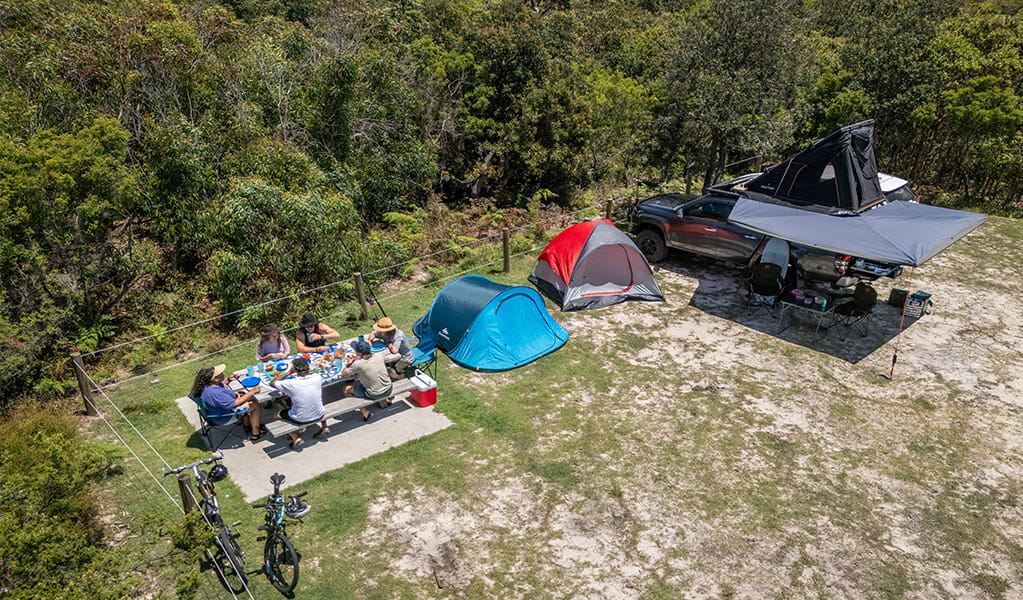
[188,395,248,451]
[408,337,437,379]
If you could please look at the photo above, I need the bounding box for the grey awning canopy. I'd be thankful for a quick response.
[728,198,988,267]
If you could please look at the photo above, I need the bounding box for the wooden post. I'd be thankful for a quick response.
[502,228,510,273]
[71,352,98,416]
[177,473,197,513]
[354,272,369,320]
[604,200,613,221]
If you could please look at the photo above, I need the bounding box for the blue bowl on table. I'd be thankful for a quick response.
[371,342,386,353]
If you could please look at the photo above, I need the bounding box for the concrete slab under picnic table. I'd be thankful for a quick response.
[175,391,452,502]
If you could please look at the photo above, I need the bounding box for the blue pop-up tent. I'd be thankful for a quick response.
[413,275,569,372]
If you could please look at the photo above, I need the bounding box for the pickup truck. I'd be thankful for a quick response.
[630,192,902,288]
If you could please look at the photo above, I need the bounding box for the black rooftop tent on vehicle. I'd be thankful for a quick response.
[729,120,885,214]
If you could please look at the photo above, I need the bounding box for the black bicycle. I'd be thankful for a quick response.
[163,453,247,589]
[253,473,309,593]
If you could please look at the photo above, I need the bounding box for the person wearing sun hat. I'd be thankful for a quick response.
[295,312,341,353]
[270,357,328,450]
[366,316,414,378]
[190,363,265,441]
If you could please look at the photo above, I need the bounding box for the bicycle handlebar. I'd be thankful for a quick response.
[161,452,224,477]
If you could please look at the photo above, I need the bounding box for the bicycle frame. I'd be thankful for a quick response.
[253,472,306,593]
[163,453,248,589]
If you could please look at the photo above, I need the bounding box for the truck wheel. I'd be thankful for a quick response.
[636,229,667,263]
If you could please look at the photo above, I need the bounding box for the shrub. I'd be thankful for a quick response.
[0,407,134,599]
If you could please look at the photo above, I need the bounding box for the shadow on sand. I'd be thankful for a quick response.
[653,256,921,365]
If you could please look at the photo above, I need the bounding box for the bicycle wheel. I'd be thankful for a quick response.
[214,526,248,589]
[264,532,300,593]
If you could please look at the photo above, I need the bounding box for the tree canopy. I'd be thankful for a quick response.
[0,0,1020,403]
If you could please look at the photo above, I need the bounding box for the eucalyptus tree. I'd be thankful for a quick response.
[656,0,812,187]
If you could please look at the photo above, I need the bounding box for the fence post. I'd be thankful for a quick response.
[502,228,510,273]
[177,473,197,513]
[604,200,613,221]
[354,272,369,320]
[71,352,98,416]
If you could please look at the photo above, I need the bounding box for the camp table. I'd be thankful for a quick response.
[778,291,836,337]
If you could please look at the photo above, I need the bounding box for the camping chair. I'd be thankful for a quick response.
[761,237,790,281]
[747,262,784,317]
[189,395,249,451]
[829,282,878,339]
[408,336,437,379]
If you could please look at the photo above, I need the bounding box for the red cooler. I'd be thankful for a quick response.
[409,370,437,407]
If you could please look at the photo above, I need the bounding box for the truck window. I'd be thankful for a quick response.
[687,201,731,221]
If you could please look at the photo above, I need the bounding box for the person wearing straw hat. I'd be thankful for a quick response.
[295,312,340,353]
[366,317,414,378]
[191,364,265,441]
[270,357,328,450]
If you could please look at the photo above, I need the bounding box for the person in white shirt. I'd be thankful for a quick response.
[270,357,328,450]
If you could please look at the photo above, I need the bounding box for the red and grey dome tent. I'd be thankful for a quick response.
[529,220,664,311]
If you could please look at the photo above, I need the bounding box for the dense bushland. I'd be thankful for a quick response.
[0,406,134,599]
[1,0,1021,403]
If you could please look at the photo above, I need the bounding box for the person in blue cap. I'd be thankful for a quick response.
[341,339,394,421]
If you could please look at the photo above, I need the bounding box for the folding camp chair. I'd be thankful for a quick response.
[189,395,249,451]
[408,336,437,379]
[747,262,784,317]
[829,282,877,339]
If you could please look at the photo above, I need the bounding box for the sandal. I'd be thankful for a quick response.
[249,430,266,442]
[289,437,304,450]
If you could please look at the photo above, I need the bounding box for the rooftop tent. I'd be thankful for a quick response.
[739,120,885,213]
[412,275,569,372]
[529,220,665,311]
[728,198,987,267]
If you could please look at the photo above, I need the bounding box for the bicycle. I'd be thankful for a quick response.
[163,453,248,589]
[253,473,309,593]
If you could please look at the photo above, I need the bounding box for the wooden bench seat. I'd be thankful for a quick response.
[264,378,418,439]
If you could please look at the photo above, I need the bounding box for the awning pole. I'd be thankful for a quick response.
[889,267,915,379]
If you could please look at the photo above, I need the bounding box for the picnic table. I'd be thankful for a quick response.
[229,335,392,406]
[227,335,418,440]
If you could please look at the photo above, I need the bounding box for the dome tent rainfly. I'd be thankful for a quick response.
[412,275,569,372]
[529,219,664,311]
